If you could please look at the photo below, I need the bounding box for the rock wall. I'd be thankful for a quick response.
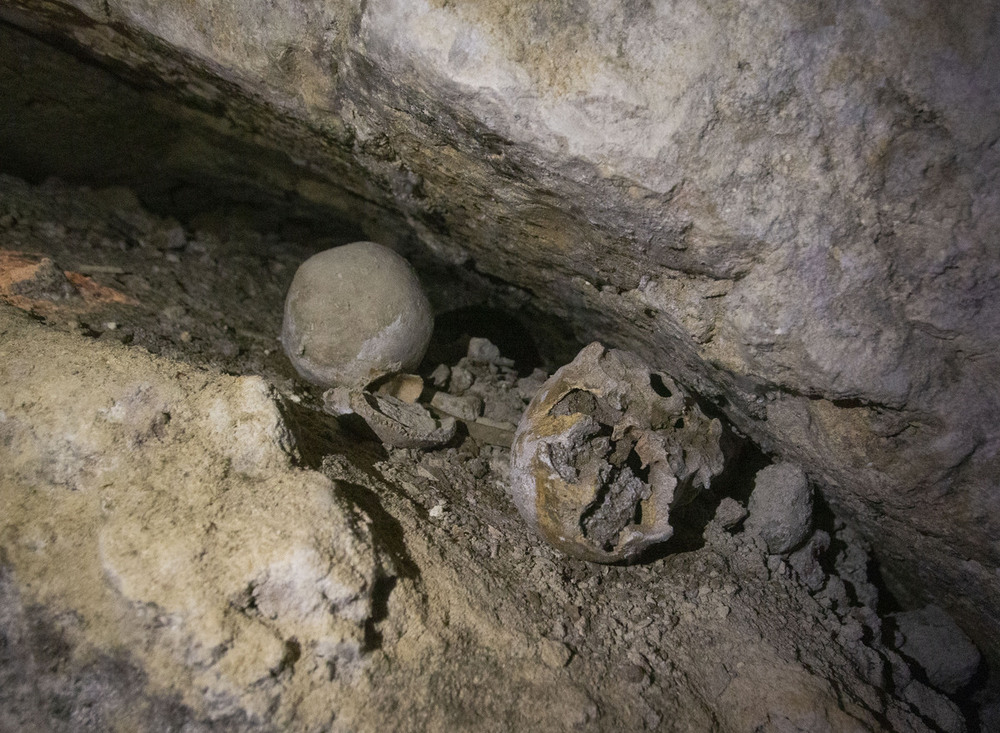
[2,0,998,658]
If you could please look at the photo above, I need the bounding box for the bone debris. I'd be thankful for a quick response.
[324,386,456,449]
[508,342,725,563]
[322,337,533,451]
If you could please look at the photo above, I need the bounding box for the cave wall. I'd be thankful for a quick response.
[2,0,998,658]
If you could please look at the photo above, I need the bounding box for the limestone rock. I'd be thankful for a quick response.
[746,463,813,555]
[281,242,433,388]
[892,605,982,695]
[900,680,967,733]
[430,390,483,422]
[713,497,748,531]
[466,336,514,367]
[0,304,386,728]
[787,531,832,592]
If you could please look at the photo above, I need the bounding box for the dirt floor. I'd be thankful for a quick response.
[0,172,993,731]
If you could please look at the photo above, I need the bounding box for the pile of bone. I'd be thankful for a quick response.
[278,243,728,563]
[508,342,726,563]
[324,336,548,450]
[279,241,544,449]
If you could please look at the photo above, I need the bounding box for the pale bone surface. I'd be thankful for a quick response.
[509,342,725,563]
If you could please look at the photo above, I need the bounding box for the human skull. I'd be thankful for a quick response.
[508,342,725,563]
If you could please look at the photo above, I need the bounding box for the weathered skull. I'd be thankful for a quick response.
[508,342,725,563]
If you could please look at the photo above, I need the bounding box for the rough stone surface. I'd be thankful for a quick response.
[3,0,996,657]
[509,342,725,562]
[746,463,814,554]
[713,497,749,531]
[281,242,433,388]
[431,390,483,422]
[0,305,385,729]
[893,605,983,695]
[0,176,978,730]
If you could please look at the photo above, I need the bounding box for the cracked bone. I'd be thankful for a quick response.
[508,342,725,562]
[324,386,456,449]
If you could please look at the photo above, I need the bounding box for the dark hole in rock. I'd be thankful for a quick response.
[649,372,673,398]
[625,444,651,484]
[424,305,544,376]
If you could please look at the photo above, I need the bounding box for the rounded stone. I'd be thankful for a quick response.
[746,462,813,554]
[281,242,433,388]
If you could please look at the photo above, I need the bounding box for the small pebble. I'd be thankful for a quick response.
[714,497,748,530]
[467,337,514,367]
[448,366,474,394]
[538,639,572,668]
[430,364,451,388]
[431,391,483,421]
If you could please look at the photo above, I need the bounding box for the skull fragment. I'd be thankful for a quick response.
[508,342,725,562]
